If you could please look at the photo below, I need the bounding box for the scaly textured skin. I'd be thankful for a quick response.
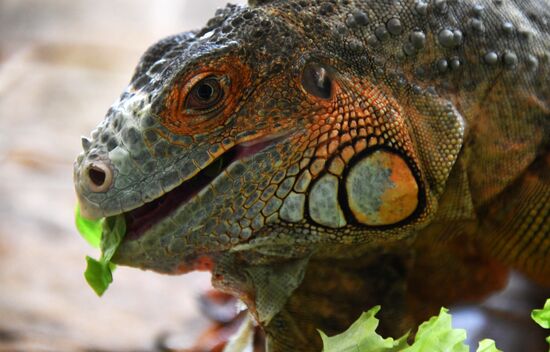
[74,0,549,350]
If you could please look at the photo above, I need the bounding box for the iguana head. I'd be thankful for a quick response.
[74,2,464,275]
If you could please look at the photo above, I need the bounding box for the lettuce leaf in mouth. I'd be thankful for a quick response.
[75,205,103,248]
[75,205,126,296]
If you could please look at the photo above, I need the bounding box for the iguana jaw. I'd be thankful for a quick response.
[122,131,291,241]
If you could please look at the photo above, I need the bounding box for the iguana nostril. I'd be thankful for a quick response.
[86,163,113,192]
[89,167,105,186]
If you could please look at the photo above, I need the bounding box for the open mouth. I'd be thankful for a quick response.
[123,133,290,240]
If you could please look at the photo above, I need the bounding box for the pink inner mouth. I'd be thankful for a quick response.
[124,134,288,240]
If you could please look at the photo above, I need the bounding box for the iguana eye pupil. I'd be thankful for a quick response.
[185,76,224,110]
[197,83,214,100]
[302,63,333,99]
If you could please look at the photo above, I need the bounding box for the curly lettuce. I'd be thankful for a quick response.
[320,306,502,352]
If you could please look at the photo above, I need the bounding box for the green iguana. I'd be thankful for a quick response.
[74,0,550,350]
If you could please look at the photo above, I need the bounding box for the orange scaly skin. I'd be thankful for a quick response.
[74,0,549,350]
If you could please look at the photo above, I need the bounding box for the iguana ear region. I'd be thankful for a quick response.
[345,149,419,226]
[301,63,334,99]
[159,59,251,135]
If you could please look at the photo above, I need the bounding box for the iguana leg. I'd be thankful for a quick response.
[477,151,550,286]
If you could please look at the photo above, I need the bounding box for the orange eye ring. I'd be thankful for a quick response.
[159,59,251,135]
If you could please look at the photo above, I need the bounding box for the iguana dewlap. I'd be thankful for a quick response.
[74,0,549,350]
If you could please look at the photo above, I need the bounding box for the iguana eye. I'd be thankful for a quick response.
[301,63,333,99]
[185,76,224,111]
[159,61,249,135]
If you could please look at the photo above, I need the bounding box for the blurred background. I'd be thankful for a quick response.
[0,1,548,351]
[0,1,245,351]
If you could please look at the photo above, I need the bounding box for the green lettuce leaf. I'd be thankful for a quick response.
[75,204,103,248]
[532,298,550,329]
[84,256,113,296]
[403,308,468,352]
[320,306,408,352]
[532,298,550,347]
[476,339,501,352]
[321,307,505,352]
[101,215,126,262]
[76,205,126,296]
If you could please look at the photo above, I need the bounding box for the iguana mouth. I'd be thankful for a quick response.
[124,133,290,240]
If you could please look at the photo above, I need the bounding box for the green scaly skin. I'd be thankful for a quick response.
[74,0,549,350]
